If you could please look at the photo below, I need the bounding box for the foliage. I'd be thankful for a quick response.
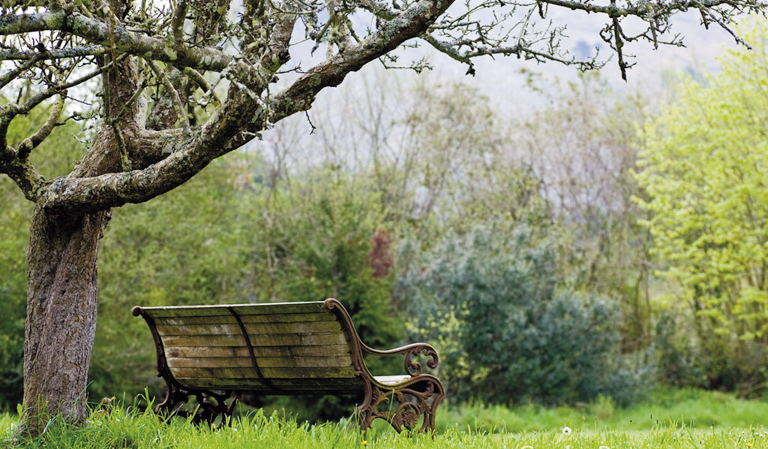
[636,20,768,395]
[398,217,643,406]
[0,190,26,410]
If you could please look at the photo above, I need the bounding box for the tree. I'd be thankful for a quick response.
[0,0,761,435]
[636,20,768,394]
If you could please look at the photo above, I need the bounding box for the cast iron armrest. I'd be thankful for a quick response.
[360,342,440,377]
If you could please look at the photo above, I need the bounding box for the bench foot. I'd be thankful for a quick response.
[156,381,239,428]
[358,376,445,434]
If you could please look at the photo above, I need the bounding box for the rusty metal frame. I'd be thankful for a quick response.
[322,298,446,434]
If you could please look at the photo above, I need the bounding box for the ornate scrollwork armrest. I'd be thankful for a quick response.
[361,342,440,376]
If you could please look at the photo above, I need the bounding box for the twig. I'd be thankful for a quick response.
[148,60,192,133]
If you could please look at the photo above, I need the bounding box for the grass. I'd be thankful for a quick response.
[2,389,768,448]
[439,388,768,433]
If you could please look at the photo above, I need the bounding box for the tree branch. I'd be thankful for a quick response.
[147,60,191,133]
[34,0,455,213]
[0,51,47,91]
[0,11,235,72]
[268,0,454,123]
[0,45,107,61]
[183,67,221,104]
[0,156,47,202]
[422,33,601,71]
[18,92,67,160]
[171,0,188,47]
[540,0,763,18]
[0,60,117,151]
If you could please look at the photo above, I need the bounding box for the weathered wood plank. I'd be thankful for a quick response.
[167,357,253,368]
[165,344,352,359]
[155,313,336,326]
[169,366,357,379]
[142,302,330,318]
[160,335,246,347]
[161,332,347,348]
[166,356,353,369]
[177,377,365,392]
[155,321,343,337]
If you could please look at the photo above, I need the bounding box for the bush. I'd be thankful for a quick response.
[398,218,646,406]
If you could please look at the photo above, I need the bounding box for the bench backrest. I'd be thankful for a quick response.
[133,300,367,395]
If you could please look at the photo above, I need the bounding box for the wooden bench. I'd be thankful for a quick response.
[132,298,445,433]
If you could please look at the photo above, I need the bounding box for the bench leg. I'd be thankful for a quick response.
[357,377,445,434]
[156,380,239,428]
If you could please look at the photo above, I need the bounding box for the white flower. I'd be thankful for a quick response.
[599,446,610,449]
[562,426,572,435]
[521,446,534,449]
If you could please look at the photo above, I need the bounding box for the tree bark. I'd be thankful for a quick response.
[21,49,135,435]
[23,207,109,432]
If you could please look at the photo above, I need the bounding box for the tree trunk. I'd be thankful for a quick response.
[22,206,110,434]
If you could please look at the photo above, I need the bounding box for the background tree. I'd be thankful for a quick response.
[514,73,653,351]
[0,0,762,434]
[636,21,768,395]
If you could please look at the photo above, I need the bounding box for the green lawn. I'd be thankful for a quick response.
[3,389,768,448]
[440,389,768,433]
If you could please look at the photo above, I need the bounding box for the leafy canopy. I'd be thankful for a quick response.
[636,19,768,344]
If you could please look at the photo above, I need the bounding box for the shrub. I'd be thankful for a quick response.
[398,218,645,406]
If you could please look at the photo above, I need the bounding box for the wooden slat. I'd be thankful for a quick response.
[155,321,342,337]
[160,335,246,347]
[177,377,365,392]
[165,344,352,359]
[155,313,336,326]
[169,366,357,380]
[166,356,353,369]
[167,357,253,368]
[249,333,348,347]
[156,323,241,337]
[161,332,347,348]
[142,302,330,318]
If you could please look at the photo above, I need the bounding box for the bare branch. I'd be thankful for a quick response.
[0,58,120,150]
[0,155,47,202]
[147,60,191,133]
[422,33,601,71]
[269,0,454,123]
[699,5,754,49]
[171,0,188,47]
[182,67,221,104]
[17,92,67,160]
[541,0,764,18]
[0,50,46,90]
[0,45,108,61]
[0,11,234,71]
